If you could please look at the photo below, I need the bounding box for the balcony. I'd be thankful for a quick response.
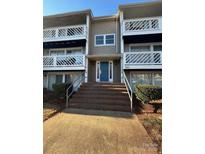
[122,17,162,36]
[43,25,87,42]
[123,51,162,69]
[43,54,85,71]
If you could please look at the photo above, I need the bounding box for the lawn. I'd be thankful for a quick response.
[137,113,162,154]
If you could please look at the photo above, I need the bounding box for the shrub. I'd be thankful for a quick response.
[135,84,162,103]
[52,83,73,98]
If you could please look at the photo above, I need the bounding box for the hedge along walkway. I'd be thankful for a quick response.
[44,108,158,154]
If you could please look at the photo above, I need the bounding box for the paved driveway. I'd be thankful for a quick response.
[44,108,158,154]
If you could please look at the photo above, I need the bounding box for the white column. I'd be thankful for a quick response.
[62,74,65,83]
[85,14,90,82]
[120,11,124,83]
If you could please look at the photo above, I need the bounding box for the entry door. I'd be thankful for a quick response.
[100,62,109,82]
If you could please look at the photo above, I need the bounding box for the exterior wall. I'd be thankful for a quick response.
[89,19,120,55]
[43,2,162,85]
[88,60,96,82]
[113,60,121,83]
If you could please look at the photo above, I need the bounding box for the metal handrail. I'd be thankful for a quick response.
[66,72,85,107]
[122,71,133,112]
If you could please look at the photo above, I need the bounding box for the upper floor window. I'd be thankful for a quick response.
[95,34,115,46]
[129,43,162,52]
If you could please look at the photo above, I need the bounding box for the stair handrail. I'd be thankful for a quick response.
[66,72,86,107]
[122,71,133,112]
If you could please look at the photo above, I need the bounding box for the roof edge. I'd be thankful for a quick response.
[44,9,93,18]
[118,0,162,10]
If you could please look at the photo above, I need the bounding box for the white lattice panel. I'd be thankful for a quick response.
[123,17,162,34]
[43,25,87,41]
[124,51,162,65]
[43,55,85,69]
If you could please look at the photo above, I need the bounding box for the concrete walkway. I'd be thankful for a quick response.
[44,108,158,154]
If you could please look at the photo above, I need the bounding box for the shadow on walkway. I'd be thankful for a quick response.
[62,108,135,119]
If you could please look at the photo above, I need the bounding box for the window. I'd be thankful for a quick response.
[153,45,162,51]
[131,72,162,90]
[96,35,104,45]
[50,50,64,56]
[153,73,162,86]
[66,49,82,55]
[109,61,113,81]
[56,75,63,84]
[65,74,72,83]
[130,45,151,52]
[95,34,115,46]
[106,35,114,45]
[96,61,100,81]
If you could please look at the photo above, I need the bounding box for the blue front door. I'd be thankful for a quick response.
[100,62,109,81]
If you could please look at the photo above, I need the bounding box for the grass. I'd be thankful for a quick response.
[137,113,162,154]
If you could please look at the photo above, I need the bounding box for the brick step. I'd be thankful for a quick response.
[76,90,128,96]
[79,87,127,91]
[81,84,126,88]
[78,89,127,94]
[69,98,130,106]
[73,94,129,100]
[82,82,124,86]
[69,103,131,112]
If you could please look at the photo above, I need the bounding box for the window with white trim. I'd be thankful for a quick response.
[96,35,104,45]
[131,72,162,89]
[95,34,115,46]
[129,43,162,52]
[130,45,151,52]
[56,75,63,84]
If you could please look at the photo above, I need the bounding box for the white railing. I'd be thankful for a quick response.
[66,72,86,108]
[124,51,162,68]
[43,25,87,42]
[122,71,133,112]
[123,17,162,35]
[43,54,85,70]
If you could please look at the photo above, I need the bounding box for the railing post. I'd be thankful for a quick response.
[53,56,56,67]
[66,89,68,108]
[55,29,58,38]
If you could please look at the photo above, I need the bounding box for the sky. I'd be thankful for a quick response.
[43,0,156,17]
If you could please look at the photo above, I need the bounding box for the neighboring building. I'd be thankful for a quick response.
[43,1,162,91]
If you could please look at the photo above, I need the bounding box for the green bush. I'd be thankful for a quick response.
[52,83,72,98]
[135,84,162,103]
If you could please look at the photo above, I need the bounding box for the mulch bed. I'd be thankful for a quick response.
[43,103,65,121]
[137,113,162,154]
[43,89,66,121]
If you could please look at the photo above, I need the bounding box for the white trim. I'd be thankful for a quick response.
[43,67,85,71]
[96,60,113,83]
[94,33,115,47]
[108,60,113,82]
[96,61,100,82]
[85,15,90,82]
[120,11,124,83]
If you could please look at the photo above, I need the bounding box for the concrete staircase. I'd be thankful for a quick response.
[69,82,131,112]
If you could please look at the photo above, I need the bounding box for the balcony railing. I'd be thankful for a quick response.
[122,17,162,35]
[43,54,85,70]
[43,25,87,42]
[123,51,162,69]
